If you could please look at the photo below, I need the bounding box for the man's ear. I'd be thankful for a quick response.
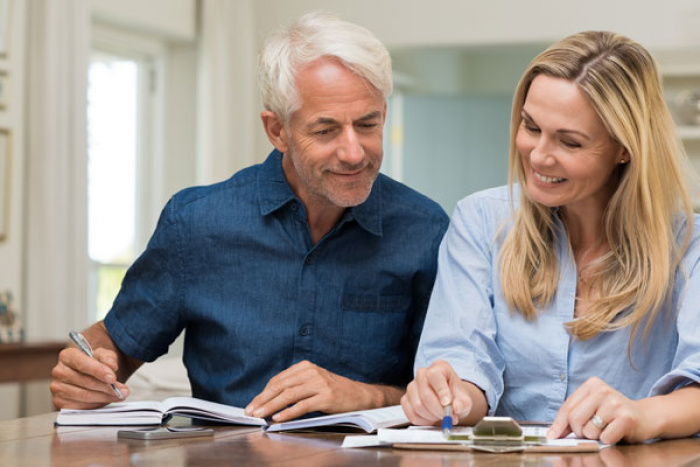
[261,111,289,153]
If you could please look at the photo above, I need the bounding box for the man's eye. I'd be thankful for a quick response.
[316,129,331,135]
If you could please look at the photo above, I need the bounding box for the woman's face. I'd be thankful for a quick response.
[516,75,628,217]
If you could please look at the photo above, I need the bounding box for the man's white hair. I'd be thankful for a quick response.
[257,11,393,122]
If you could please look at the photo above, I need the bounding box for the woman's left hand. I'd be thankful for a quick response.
[547,377,658,444]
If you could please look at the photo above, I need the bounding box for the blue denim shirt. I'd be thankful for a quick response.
[105,150,449,408]
[416,185,700,422]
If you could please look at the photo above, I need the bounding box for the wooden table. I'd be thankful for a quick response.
[0,341,65,383]
[2,412,700,466]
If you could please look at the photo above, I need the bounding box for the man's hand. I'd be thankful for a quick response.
[50,321,141,409]
[50,346,129,409]
[244,360,402,422]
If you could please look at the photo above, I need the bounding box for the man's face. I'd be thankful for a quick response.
[280,58,386,209]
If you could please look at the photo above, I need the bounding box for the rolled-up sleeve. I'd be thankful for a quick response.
[650,225,700,396]
[104,196,186,362]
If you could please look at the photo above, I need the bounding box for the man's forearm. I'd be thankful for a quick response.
[81,320,143,382]
[360,383,405,409]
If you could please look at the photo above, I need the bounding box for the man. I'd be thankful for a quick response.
[51,12,448,422]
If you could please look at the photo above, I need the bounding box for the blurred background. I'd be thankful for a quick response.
[0,0,698,418]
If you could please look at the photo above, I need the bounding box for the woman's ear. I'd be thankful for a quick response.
[261,111,289,153]
[617,145,630,165]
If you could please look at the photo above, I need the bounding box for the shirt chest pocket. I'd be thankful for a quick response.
[337,293,413,375]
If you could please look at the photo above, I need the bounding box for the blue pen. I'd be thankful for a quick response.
[69,331,124,399]
[442,404,453,439]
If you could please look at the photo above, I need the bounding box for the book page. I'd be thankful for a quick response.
[161,397,266,425]
[55,401,168,426]
[60,400,167,414]
[56,398,266,426]
[265,405,408,433]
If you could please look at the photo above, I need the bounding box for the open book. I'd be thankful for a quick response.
[264,405,408,433]
[55,397,266,426]
[55,397,408,433]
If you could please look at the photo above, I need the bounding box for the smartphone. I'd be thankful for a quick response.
[118,427,214,440]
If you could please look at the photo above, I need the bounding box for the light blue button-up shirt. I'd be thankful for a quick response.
[415,185,700,422]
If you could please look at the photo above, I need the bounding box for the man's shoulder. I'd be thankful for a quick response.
[376,174,448,223]
[168,163,263,210]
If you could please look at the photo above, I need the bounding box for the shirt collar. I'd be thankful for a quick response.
[257,149,383,237]
[257,150,297,215]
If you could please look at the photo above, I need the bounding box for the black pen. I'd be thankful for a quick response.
[69,331,124,399]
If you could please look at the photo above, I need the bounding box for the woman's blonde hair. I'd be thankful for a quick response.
[499,31,694,342]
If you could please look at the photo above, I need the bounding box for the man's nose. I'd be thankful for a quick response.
[336,127,365,165]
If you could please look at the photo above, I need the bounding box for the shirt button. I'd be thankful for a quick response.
[305,255,314,265]
[299,325,311,336]
[559,373,566,382]
[290,203,298,211]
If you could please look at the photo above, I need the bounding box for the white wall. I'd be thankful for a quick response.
[252,0,700,49]
[90,0,196,41]
[0,0,27,420]
[0,0,26,306]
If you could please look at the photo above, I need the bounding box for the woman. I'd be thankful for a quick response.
[402,31,700,445]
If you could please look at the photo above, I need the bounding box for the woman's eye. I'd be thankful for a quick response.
[562,140,581,148]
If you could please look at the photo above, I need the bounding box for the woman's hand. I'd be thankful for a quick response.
[400,360,487,426]
[548,377,657,444]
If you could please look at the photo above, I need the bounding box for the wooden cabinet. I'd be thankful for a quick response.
[0,342,65,383]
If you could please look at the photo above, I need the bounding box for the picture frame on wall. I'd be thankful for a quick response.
[0,0,10,58]
[0,71,8,110]
[0,128,10,241]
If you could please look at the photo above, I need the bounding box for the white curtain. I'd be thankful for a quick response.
[196,0,258,185]
[24,0,90,339]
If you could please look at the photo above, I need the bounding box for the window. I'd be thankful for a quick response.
[86,25,166,321]
[87,53,139,320]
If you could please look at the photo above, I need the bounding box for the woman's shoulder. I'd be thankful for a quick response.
[453,185,516,219]
[448,185,516,239]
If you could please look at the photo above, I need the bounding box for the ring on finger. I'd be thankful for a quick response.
[591,414,607,430]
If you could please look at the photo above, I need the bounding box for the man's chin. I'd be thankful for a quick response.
[326,187,373,208]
